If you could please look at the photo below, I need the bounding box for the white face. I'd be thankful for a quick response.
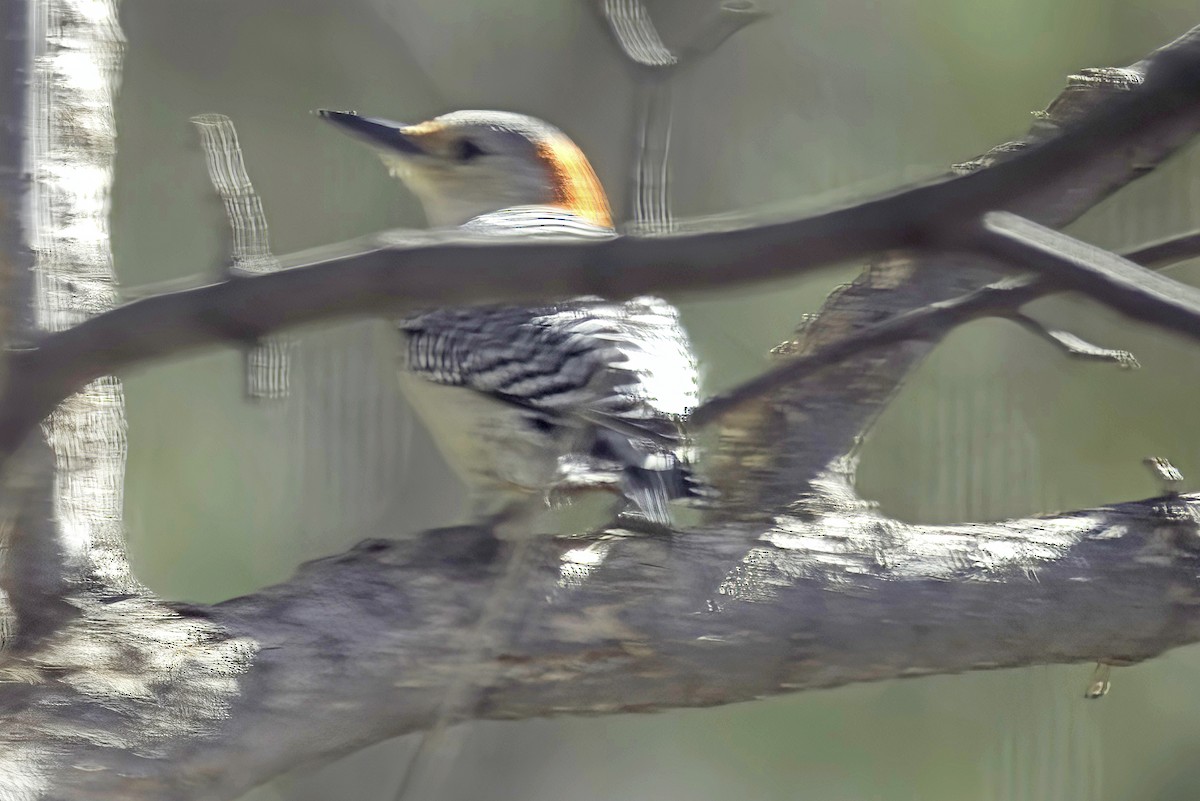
[370,112,566,227]
[385,138,556,227]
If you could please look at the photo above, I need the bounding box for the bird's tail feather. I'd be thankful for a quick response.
[593,426,715,528]
[619,461,716,527]
[621,466,677,527]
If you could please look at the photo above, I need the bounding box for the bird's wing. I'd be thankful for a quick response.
[399,296,698,434]
[400,296,705,525]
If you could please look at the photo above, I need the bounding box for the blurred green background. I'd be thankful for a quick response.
[110,1,1200,799]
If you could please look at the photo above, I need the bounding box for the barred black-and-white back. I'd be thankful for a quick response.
[399,213,703,525]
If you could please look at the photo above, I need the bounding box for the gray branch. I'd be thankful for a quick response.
[9,492,1200,799]
[977,211,1200,345]
[1008,313,1139,368]
[691,223,1197,427]
[3,24,1200,471]
[710,27,1200,514]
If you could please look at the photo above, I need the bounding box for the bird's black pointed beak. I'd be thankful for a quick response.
[316,110,423,156]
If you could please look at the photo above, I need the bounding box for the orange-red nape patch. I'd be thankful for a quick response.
[536,135,613,229]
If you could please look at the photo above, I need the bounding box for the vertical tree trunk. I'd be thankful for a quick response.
[0,0,134,645]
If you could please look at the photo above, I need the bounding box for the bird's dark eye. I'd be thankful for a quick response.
[454,138,486,161]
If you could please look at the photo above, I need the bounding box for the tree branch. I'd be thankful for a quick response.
[1123,228,1200,267]
[3,23,1200,472]
[710,27,1200,512]
[977,211,1200,345]
[9,491,1200,799]
[1006,312,1139,367]
[692,222,1197,426]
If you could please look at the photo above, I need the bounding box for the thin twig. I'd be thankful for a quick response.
[1120,228,1200,267]
[680,1,766,60]
[1008,312,1139,367]
[595,0,763,66]
[628,78,676,234]
[597,0,762,234]
[597,0,677,67]
[690,277,1044,426]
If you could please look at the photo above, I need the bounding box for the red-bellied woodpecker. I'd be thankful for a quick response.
[319,107,707,800]
[318,108,704,528]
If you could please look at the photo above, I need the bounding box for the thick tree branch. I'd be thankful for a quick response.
[2,25,1200,472]
[9,490,1200,799]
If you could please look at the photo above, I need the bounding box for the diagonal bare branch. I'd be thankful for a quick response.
[1123,228,1200,267]
[977,211,1200,346]
[1,26,1199,474]
[1008,312,1139,367]
[692,277,1045,426]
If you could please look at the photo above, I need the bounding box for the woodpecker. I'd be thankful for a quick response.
[318,108,704,527]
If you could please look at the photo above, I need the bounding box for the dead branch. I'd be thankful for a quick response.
[9,491,1200,800]
[710,29,1200,514]
[1007,313,1139,367]
[978,211,1200,343]
[2,24,1200,473]
[1123,228,1200,266]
